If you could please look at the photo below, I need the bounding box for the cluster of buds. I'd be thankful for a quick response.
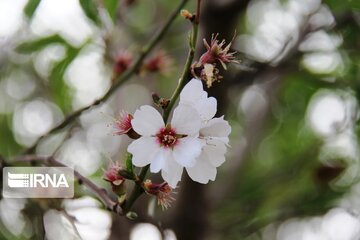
[192,34,239,88]
[141,51,173,75]
[113,111,139,139]
[113,50,172,80]
[142,180,175,210]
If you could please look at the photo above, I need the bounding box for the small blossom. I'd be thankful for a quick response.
[179,78,231,184]
[199,33,238,69]
[143,180,175,209]
[113,50,133,76]
[103,162,124,186]
[142,51,173,75]
[191,34,238,87]
[127,104,203,188]
[114,111,133,135]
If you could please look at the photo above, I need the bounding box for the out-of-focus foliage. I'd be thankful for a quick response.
[0,0,360,239]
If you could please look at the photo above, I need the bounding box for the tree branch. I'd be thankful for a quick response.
[10,155,123,215]
[163,0,201,122]
[123,0,203,213]
[24,0,190,154]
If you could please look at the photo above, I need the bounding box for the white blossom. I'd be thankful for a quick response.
[179,78,231,184]
[127,104,203,188]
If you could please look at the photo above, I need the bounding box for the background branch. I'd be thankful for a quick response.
[24,0,190,154]
[10,155,123,215]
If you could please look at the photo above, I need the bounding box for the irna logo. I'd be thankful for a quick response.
[3,167,74,198]
[7,172,69,188]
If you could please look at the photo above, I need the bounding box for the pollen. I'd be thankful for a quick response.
[156,127,178,148]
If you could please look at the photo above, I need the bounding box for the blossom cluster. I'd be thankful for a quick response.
[192,34,238,88]
[116,78,231,188]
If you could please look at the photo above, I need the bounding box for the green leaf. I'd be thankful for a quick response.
[24,0,41,19]
[48,41,88,112]
[104,0,119,23]
[16,34,67,54]
[125,153,134,175]
[79,0,100,25]
[0,115,22,157]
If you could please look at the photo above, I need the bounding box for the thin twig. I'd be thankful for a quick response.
[24,0,190,154]
[195,0,201,24]
[123,0,203,214]
[163,0,202,122]
[11,155,123,215]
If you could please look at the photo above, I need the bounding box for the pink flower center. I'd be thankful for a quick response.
[156,127,178,148]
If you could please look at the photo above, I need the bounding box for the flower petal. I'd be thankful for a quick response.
[127,137,159,167]
[150,148,170,173]
[203,140,227,167]
[171,105,201,135]
[131,105,164,136]
[200,116,231,143]
[172,137,203,167]
[194,97,217,122]
[180,78,207,104]
[161,159,183,188]
[186,153,217,184]
[180,78,217,121]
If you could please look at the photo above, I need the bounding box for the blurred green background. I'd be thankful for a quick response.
[0,0,360,239]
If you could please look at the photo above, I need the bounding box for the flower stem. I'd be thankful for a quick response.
[122,165,149,213]
[163,3,201,123]
[123,0,202,214]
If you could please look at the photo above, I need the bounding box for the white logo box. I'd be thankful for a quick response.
[2,167,74,198]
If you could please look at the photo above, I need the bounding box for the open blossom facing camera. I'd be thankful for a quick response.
[180,78,231,184]
[127,78,231,187]
[127,104,203,188]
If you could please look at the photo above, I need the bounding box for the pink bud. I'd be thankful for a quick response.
[142,51,172,75]
[143,180,175,210]
[103,162,124,186]
[114,50,133,76]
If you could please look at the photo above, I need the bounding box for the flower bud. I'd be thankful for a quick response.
[103,162,126,195]
[126,211,138,220]
[143,180,175,210]
[113,50,133,77]
[142,51,172,75]
[180,9,194,21]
